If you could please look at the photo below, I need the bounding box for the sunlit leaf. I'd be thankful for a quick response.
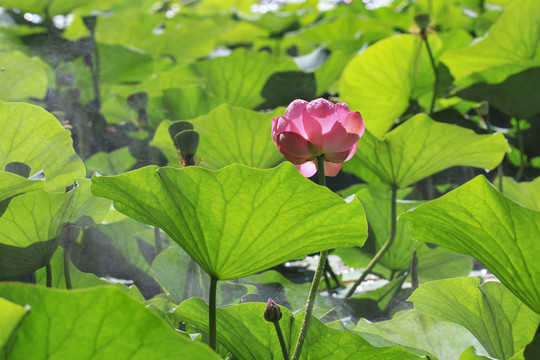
[409,277,540,360]
[0,172,44,202]
[339,35,438,137]
[0,101,86,192]
[91,163,367,280]
[355,309,488,360]
[173,297,421,359]
[152,105,285,169]
[0,179,110,279]
[85,147,137,176]
[342,113,509,188]
[440,0,540,85]
[458,346,493,360]
[402,175,540,314]
[0,298,28,358]
[0,51,48,102]
[0,283,220,359]
[496,176,540,211]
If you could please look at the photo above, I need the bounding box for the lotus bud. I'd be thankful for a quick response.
[264,298,282,323]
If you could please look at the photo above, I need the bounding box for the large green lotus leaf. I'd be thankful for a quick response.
[85,147,137,176]
[0,172,44,202]
[162,86,222,121]
[192,0,258,16]
[0,101,86,192]
[282,14,392,55]
[456,66,540,119]
[0,51,48,102]
[0,0,122,15]
[98,44,164,84]
[496,176,540,211]
[401,175,540,314]
[0,179,110,279]
[0,298,28,358]
[342,113,509,188]
[0,283,220,359]
[355,309,488,360]
[173,297,421,360]
[192,48,298,109]
[339,34,438,137]
[459,346,496,360]
[151,105,285,169]
[91,163,367,280]
[409,278,540,360]
[440,0,540,84]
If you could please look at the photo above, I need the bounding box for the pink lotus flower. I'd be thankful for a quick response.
[272,98,365,177]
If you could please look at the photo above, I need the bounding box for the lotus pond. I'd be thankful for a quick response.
[1,0,540,359]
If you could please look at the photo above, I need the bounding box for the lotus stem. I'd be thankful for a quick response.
[273,321,289,360]
[346,185,398,298]
[291,155,327,360]
[209,275,218,351]
[423,36,439,115]
[46,262,52,288]
[64,241,72,290]
[409,249,419,291]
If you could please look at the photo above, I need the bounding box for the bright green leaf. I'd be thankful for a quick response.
[152,105,285,168]
[0,51,48,101]
[0,172,44,202]
[339,34,438,137]
[459,346,495,360]
[173,297,421,359]
[192,48,298,109]
[0,283,220,359]
[496,176,540,211]
[0,101,86,192]
[85,147,137,176]
[440,0,540,84]
[342,113,509,188]
[402,175,540,314]
[354,309,488,360]
[91,163,367,280]
[0,298,28,358]
[409,278,540,360]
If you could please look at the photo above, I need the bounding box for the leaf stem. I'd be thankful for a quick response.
[346,185,398,298]
[423,36,439,115]
[291,155,328,360]
[209,275,218,351]
[64,240,72,290]
[273,320,289,360]
[46,262,52,288]
[515,120,525,181]
[409,249,418,291]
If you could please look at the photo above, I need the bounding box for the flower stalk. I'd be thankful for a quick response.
[209,275,218,351]
[264,299,288,360]
[291,155,328,360]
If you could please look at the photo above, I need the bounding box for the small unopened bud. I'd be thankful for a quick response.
[477,101,489,117]
[414,14,431,31]
[264,298,282,323]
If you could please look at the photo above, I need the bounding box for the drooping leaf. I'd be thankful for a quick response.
[339,34,438,137]
[409,278,540,360]
[0,298,28,358]
[342,113,509,188]
[173,297,421,359]
[496,176,540,211]
[0,171,44,202]
[401,176,540,314]
[0,101,86,192]
[354,309,488,360]
[0,51,49,101]
[0,179,110,279]
[0,283,220,359]
[91,163,367,280]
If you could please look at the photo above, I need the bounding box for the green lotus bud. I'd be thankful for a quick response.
[264,298,282,323]
[477,102,489,117]
[168,121,194,144]
[126,92,148,111]
[414,14,431,31]
[175,130,199,157]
